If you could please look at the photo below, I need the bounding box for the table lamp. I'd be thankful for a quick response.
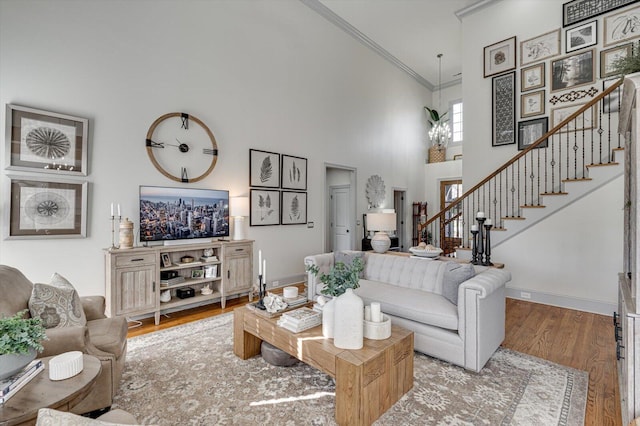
[230,196,249,241]
[366,212,396,253]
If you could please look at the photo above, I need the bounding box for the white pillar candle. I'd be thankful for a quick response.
[471,224,478,231]
[485,218,492,226]
[364,305,371,321]
[263,260,266,283]
[117,203,121,217]
[370,302,382,322]
[476,211,485,219]
[110,202,114,216]
[258,250,262,275]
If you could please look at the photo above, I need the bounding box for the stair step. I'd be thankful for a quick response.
[502,216,526,220]
[562,178,592,182]
[493,227,507,231]
[613,147,625,151]
[520,205,546,208]
[586,162,619,168]
[540,192,568,196]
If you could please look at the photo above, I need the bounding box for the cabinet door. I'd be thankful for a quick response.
[115,265,156,316]
[226,255,251,294]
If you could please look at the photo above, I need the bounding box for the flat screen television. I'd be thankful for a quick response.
[139,185,229,243]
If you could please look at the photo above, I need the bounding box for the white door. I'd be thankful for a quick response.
[331,185,351,252]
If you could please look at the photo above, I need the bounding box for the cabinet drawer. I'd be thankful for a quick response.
[115,253,156,267]
[225,244,251,256]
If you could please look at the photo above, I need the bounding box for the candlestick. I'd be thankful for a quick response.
[483,221,493,266]
[255,274,266,310]
[109,214,117,251]
[470,226,479,265]
[476,216,486,259]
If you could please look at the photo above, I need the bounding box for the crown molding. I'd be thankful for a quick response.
[299,0,433,91]
[454,0,501,21]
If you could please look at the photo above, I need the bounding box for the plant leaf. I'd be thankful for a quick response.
[260,157,272,183]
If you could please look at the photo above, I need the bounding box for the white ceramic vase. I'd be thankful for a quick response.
[322,297,336,338]
[333,288,364,349]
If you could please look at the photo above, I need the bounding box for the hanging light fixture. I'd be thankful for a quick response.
[428,53,451,148]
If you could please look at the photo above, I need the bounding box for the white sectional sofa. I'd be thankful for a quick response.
[304,251,512,372]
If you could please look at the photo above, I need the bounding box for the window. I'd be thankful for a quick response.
[450,100,463,143]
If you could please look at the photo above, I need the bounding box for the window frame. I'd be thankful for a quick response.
[449,98,463,146]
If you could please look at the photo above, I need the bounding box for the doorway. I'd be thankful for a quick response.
[440,179,463,256]
[325,165,356,253]
[393,190,406,251]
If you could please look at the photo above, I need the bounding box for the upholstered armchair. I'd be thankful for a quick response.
[0,265,127,414]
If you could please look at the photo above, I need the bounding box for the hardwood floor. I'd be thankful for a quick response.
[127,296,621,425]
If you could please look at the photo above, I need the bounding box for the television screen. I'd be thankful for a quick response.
[139,186,229,243]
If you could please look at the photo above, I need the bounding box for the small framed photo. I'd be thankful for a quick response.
[5,104,89,176]
[604,5,640,46]
[518,117,549,150]
[520,29,560,66]
[250,189,280,226]
[484,36,517,78]
[249,149,280,188]
[281,191,307,225]
[565,20,597,53]
[281,155,307,190]
[4,175,87,239]
[191,269,204,279]
[521,90,545,118]
[551,49,595,92]
[161,253,172,268]
[603,78,622,113]
[204,265,218,278]
[551,103,598,132]
[600,43,633,78]
[521,63,545,92]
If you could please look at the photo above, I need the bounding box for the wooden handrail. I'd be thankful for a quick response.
[425,77,624,227]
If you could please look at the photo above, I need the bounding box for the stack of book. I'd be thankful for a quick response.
[284,294,308,309]
[0,359,44,404]
[277,307,321,333]
[160,276,185,287]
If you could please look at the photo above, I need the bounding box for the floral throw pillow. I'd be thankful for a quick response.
[28,273,87,328]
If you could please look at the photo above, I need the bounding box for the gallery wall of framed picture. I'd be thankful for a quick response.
[248,149,308,226]
[483,0,640,152]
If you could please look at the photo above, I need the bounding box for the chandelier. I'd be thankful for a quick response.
[429,53,451,148]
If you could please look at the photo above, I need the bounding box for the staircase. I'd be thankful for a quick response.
[422,78,625,256]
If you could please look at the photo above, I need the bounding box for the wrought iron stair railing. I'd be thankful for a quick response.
[422,78,624,255]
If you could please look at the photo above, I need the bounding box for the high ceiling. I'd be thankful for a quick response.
[314,0,495,90]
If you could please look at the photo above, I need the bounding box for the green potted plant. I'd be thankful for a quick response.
[424,106,451,163]
[0,310,47,379]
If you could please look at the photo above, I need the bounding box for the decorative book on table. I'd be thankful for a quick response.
[0,360,44,404]
[277,307,322,333]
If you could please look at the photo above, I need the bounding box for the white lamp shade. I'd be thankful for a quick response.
[366,213,396,232]
[230,196,249,217]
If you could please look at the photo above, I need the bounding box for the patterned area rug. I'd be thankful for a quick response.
[113,313,587,425]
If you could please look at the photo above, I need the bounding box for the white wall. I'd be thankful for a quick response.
[461,0,622,313]
[0,0,429,295]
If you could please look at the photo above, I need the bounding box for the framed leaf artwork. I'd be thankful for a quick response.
[281,154,307,190]
[249,149,280,188]
[281,191,307,225]
[250,189,280,226]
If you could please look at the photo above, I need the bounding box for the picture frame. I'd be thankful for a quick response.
[281,154,307,190]
[521,90,546,118]
[565,20,597,53]
[250,189,280,226]
[520,29,561,66]
[492,72,516,147]
[518,117,549,150]
[603,78,622,113]
[551,103,598,132]
[161,253,172,268]
[249,149,280,188]
[521,63,545,92]
[204,265,218,278]
[191,269,204,279]
[600,43,633,78]
[5,175,87,239]
[551,49,595,92]
[563,0,638,27]
[5,104,89,176]
[604,4,640,46]
[281,191,307,225]
[484,36,517,78]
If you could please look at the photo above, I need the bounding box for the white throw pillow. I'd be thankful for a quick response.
[442,263,475,305]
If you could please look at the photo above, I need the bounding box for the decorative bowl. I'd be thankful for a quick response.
[409,246,443,258]
[180,256,195,263]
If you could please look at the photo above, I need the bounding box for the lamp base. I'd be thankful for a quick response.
[371,232,391,253]
[233,216,245,241]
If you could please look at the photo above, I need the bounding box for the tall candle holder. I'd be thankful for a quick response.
[476,216,486,262]
[109,215,121,251]
[483,221,493,266]
[255,274,267,310]
[470,226,479,265]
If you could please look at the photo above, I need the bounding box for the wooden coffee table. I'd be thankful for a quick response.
[0,354,101,426]
[233,305,414,426]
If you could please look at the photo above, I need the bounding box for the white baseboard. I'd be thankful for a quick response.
[506,287,616,316]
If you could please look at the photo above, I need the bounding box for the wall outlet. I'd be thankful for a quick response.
[520,291,531,299]
[272,280,280,287]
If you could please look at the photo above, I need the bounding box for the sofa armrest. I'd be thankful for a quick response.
[41,325,89,357]
[81,296,107,321]
[304,253,334,300]
[459,268,511,299]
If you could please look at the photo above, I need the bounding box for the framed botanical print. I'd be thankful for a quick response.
[565,21,597,52]
[518,117,549,150]
[521,90,546,118]
[484,36,517,78]
[5,175,88,239]
[551,49,595,92]
[521,63,545,92]
[5,104,89,176]
[551,103,598,132]
[249,149,280,188]
[600,43,633,78]
[492,72,516,146]
[250,189,280,226]
[604,4,640,46]
[520,29,560,66]
[281,191,307,225]
[281,154,307,191]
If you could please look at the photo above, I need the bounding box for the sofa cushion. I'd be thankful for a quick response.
[87,316,128,359]
[363,254,448,294]
[442,263,476,305]
[355,279,458,331]
[29,273,87,329]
